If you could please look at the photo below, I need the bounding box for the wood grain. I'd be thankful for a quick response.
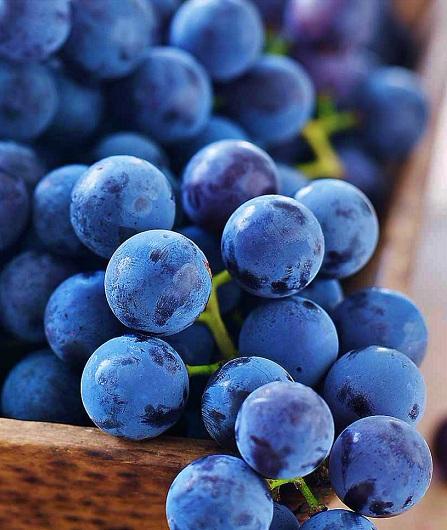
[0,1,446,529]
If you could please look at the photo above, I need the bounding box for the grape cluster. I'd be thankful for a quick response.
[0,0,433,529]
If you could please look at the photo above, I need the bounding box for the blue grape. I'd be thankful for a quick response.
[1,350,87,425]
[45,272,123,367]
[301,509,376,530]
[166,454,274,530]
[81,334,189,439]
[276,163,308,197]
[105,230,212,335]
[92,132,168,172]
[236,381,334,478]
[170,0,264,81]
[357,67,429,159]
[165,322,216,366]
[295,179,379,279]
[70,155,175,258]
[239,297,338,386]
[284,0,379,49]
[221,55,315,144]
[182,140,279,231]
[0,251,76,342]
[337,143,389,211]
[269,503,300,530]
[33,164,87,257]
[178,225,225,273]
[0,61,58,140]
[202,357,293,448]
[221,195,324,298]
[293,47,377,106]
[171,114,249,169]
[0,0,71,63]
[333,287,428,366]
[0,173,29,251]
[323,346,426,430]
[329,416,432,517]
[47,72,104,143]
[113,47,212,143]
[64,0,156,79]
[252,1,288,28]
[0,141,45,189]
[298,278,343,314]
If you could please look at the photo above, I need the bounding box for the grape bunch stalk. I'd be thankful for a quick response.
[0,0,433,529]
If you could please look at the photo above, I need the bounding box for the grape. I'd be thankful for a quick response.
[337,143,389,211]
[63,0,156,79]
[239,297,338,386]
[221,195,324,298]
[182,140,278,231]
[252,1,288,28]
[292,48,377,106]
[113,47,212,143]
[0,141,45,189]
[221,54,315,145]
[170,114,249,170]
[179,225,225,273]
[105,230,212,335]
[276,163,308,197]
[150,0,181,22]
[33,164,87,257]
[329,416,432,517]
[202,357,293,448]
[1,350,87,425]
[323,346,426,430]
[166,322,216,366]
[170,0,264,81]
[434,418,447,482]
[301,509,376,530]
[0,251,76,342]
[295,179,379,279]
[47,72,104,143]
[0,61,58,140]
[0,0,71,63]
[236,381,334,478]
[166,454,274,530]
[70,155,176,258]
[283,0,379,49]
[332,287,428,366]
[357,67,429,160]
[298,278,343,314]
[0,173,29,251]
[81,334,189,440]
[92,132,168,172]
[269,503,300,530]
[44,272,123,368]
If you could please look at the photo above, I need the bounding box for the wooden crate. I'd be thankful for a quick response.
[1,2,447,529]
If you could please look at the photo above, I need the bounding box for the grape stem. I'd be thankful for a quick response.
[197,270,237,362]
[267,477,326,514]
[187,361,223,377]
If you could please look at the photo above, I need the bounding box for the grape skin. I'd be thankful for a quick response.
[269,502,300,530]
[81,335,189,440]
[298,278,343,314]
[0,141,45,190]
[0,173,29,252]
[301,509,376,530]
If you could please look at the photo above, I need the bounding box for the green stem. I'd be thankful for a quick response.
[187,361,222,377]
[198,270,237,361]
[265,30,290,56]
[267,477,325,514]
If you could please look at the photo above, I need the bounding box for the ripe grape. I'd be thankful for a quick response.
[170,0,264,81]
[166,454,274,530]
[329,416,432,517]
[269,503,300,530]
[323,346,426,430]
[239,297,338,386]
[236,381,334,478]
[45,272,123,367]
[276,163,308,197]
[0,173,29,252]
[166,322,216,366]
[301,509,376,530]
[33,164,88,257]
[202,357,292,448]
[182,140,278,231]
[298,278,343,314]
[105,230,212,335]
[70,155,176,258]
[333,287,428,366]
[295,179,379,279]
[0,141,45,189]
[221,195,324,298]
[81,335,189,440]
